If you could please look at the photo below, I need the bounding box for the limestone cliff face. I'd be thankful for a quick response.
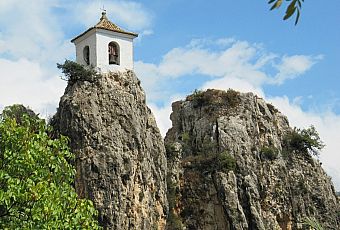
[53,71,167,229]
[165,89,340,230]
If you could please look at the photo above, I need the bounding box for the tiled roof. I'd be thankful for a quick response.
[71,12,138,42]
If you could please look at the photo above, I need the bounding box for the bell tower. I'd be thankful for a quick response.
[71,12,138,72]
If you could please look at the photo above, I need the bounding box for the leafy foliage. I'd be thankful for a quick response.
[1,104,38,125]
[183,151,236,173]
[284,125,325,157]
[217,151,236,171]
[186,89,205,108]
[260,146,279,160]
[303,217,324,230]
[0,105,101,229]
[57,59,98,84]
[268,0,304,25]
[186,89,240,109]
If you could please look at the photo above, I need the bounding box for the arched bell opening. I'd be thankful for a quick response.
[108,42,120,65]
[83,46,90,65]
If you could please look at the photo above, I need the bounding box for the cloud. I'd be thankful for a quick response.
[148,103,173,137]
[268,96,340,190]
[136,38,318,88]
[136,38,320,104]
[0,58,66,116]
[0,0,75,117]
[0,0,73,63]
[0,0,154,119]
[71,0,153,32]
[202,77,265,97]
[138,38,339,190]
[271,55,323,85]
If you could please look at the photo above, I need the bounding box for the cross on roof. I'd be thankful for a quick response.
[100,6,106,13]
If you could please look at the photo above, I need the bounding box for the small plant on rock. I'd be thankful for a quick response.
[303,217,324,230]
[260,146,279,160]
[57,59,98,84]
[186,89,205,108]
[284,125,325,157]
[217,151,236,172]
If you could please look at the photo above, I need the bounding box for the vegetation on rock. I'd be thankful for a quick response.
[303,217,324,230]
[57,59,98,84]
[0,105,100,229]
[284,125,325,157]
[186,89,240,108]
[165,90,339,229]
[260,146,279,160]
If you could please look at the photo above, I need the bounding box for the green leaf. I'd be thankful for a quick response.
[283,4,296,20]
[295,10,300,25]
[270,0,283,10]
[297,0,302,8]
[0,105,101,229]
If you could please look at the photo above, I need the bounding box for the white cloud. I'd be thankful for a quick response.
[202,77,265,97]
[0,0,74,117]
[0,58,66,116]
[136,39,318,86]
[72,0,152,32]
[269,96,340,190]
[136,38,319,103]
[0,0,153,118]
[271,55,323,85]
[148,103,173,137]
[140,38,340,190]
[0,0,72,63]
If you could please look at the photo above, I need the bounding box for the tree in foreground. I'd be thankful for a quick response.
[0,105,101,229]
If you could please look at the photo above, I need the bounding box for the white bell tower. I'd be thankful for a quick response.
[71,12,138,73]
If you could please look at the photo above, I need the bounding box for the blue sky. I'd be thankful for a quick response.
[0,0,339,189]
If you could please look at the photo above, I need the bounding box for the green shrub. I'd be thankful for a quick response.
[222,89,241,108]
[182,151,236,173]
[260,146,279,160]
[57,60,98,84]
[186,89,205,108]
[1,104,38,124]
[303,217,324,230]
[179,132,192,156]
[186,89,241,108]
[217,151,236,171]
[182,154,216,171]
[181,132,190,144]
[284,126,325,157]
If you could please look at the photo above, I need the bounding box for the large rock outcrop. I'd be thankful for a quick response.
[165,89,340,230]
[53,70,167,229]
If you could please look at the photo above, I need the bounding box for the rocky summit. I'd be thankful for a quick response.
[53,68,339,229]
[52,70,167,229]
[165,89,340,230]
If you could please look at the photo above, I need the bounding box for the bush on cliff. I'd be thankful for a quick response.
[57,59,97,84]
[284,125,324,157]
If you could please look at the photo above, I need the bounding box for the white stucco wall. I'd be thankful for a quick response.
[96,29,134,72]
[74,30,97,67]
[73,28,135,73]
